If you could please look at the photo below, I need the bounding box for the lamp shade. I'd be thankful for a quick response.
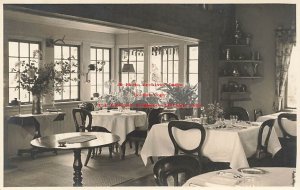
[122,64,135,73]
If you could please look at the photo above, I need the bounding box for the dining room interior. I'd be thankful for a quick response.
[1,3,299,188]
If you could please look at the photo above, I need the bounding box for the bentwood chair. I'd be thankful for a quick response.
[121,100,150,159]
[248,119,275,167]
[121,107,162,160]
[168,121,206,169]
[153,155,201,186]
[278,113,297,167]
[224,106,250,121]
[158,112,179,123]
[72,108,113,166]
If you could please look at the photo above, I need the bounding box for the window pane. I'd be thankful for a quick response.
[174,60,178,73]
[104,61,109,71]
[63,87,70,99]
[189,46,198,59]
[287,45,298,108]
[9,58,19,72]
[71,74,79,85]
[91,85,96,95]
[189,60,198,73]
[71,47,78,59]
[104,49,110,60]
[174,74,178,83]
[54,46,61,59]
[9,88,19,101]
[20,88,29,102]
[9,74,18,87]
[104,86,109,94]
[54,91,61,100]
[137,63,144,73]
[70,86,78,99]
[90,48,96,60]
[30,44,39,58]
[62,46,70,59]
[9,42,19,57]
[20,43,29,57]
[189,74,198,86]
[97,49,102,60]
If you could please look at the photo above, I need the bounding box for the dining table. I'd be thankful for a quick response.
[184,167,296,187]
[140,120,282,169]
[257,111,297,138]
[31,132,120,186]
[91,109,147,145]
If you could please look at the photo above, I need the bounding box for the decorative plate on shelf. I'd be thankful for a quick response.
[238,167,267,174]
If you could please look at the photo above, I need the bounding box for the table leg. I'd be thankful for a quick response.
[73,149,83,186]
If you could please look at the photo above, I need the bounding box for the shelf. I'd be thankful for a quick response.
[220,91,251,101]
[222,44,250,48]
[219,60,262,63]
[219,76,262,79]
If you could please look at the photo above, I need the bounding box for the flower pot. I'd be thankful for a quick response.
[207,116,216,124]
[32,95,42,114]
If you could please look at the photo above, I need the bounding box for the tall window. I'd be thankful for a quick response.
[150,46,178,92]
[8,40,40,103]
[54,45,79,101]
[90,47,111,97]
[162,46,179,83]
[286,45,298,108]
[120,47,144,85]
[187,45,199,86]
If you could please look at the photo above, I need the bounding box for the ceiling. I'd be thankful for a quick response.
[4,9,129,34]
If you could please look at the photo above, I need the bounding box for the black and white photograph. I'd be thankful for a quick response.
[1,1,299,188]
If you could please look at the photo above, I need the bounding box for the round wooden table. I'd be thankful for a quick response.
[31,132,120,186]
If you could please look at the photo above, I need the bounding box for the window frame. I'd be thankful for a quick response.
[161,46,179,83]
[119,47,144,84]
[187,44,199,85]
[8,39,41,104]
[54,44,80,102]
[90,46,111,97]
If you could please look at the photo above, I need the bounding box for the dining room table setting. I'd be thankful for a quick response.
[90,108,147,145]
[140,117,282,169]
[184,167,296,187]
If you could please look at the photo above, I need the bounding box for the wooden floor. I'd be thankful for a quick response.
[4,146,156,187]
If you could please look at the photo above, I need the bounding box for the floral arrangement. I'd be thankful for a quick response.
[157,83,198,108]
[205,102,224,123]
[13,50,78,97]
[99,80,138,108]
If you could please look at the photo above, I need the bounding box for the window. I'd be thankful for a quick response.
[162,46,179,83]
[8,40,40,103]
[54,45,79,101]
[286,45,298,108]
[150,46,179,92]
[187,45,199,86]
[120,47,144,85]
[90,47,111,97]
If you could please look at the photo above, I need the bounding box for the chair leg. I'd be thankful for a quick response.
[129,141,132,148]
[115,143,119,152]
[109,145,113,158]
[149,156,154,164]
[134,141,139,156]
[85,148,93,166]
[121,142,126,160]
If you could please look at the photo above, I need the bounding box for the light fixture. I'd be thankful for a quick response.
[86,64,95,83]
[46,35,66,47]
[122,30,135,73]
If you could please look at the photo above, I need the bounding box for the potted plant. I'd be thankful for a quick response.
[158,83,199,119]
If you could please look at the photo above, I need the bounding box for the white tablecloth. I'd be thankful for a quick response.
[257,112,297,138]
[91,110,147,144]
[184,167,295,187]
[140,122,282,169]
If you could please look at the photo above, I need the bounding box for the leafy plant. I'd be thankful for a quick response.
[13,50,79,96]
[158,83,198,107]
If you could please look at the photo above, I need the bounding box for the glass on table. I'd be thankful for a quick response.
[185,116,192,121]
[230,115,238,124]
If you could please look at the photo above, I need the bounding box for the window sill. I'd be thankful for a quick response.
[5,100,96,110]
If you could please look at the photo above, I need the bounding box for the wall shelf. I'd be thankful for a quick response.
[220,60,262,63]
[219,76,262,79]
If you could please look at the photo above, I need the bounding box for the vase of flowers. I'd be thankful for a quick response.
[206,102,224,124]
[13,50,78,114]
